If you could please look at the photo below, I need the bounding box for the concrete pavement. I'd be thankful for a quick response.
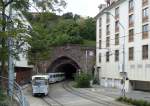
[89,84,150,102]
[23,82,131,106]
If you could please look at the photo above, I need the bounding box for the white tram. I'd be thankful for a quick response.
[32,75,49,96]
[48,72,65,83]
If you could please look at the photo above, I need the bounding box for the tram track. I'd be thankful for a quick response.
[62,81,127,106]
[42,81,128,106]
[42,84,64,106]
[62,81,109,106]
[42,95,64,106]
[42,97,52,106]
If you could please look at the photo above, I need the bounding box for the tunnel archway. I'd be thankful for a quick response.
[47,56,80,80]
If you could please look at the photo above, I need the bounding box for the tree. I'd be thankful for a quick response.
[78,17,96,40]
[62,12,74,19]
[0,0,29,80]
[50,19,83,44]
[28,24,52,73]
[0,0,66,83]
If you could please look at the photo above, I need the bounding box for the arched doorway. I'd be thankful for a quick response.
[47,56,80,80]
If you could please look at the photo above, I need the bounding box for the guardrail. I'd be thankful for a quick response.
[0,76,29,106]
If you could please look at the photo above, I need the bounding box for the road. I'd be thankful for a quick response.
[23,81,130,106]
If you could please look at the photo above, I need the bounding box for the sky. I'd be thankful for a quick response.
[62,0,105,17]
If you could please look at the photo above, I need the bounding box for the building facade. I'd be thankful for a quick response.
[96,0,150,91]
[13,11,33,85]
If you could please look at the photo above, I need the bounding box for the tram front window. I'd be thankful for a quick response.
[33,80,48,86]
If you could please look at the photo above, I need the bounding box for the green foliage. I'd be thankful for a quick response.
[25,12,96,46]
[75,73,92,88]
[116,97,150,106]
[0,88,9,106]
[28,25,52,65]
[78,17,96,40]
[0,0,67,77]
[82,40,96,47]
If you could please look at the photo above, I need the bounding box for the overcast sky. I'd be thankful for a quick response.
[62,0,105,17]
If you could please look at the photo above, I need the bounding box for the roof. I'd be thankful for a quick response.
[32,75,49,80]
[95,0,126,19]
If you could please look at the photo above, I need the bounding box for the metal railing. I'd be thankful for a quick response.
[0,76,29,106]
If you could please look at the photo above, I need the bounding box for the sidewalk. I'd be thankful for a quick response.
[89,85,150,102]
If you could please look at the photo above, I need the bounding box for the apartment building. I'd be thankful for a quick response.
[96,0,150,91]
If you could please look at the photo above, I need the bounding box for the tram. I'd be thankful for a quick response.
[48,72,65,83]
[32,75,49,96]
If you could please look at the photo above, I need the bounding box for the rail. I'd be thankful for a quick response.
[0,76,29,106]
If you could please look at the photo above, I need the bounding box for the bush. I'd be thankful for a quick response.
[116,96,150,106]
[75,73,92,88]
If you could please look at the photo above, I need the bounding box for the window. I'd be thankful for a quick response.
[129,47,134,60]
[115,7,119,19]
[106,25,110,35]
[99,53,101,63]
[143,24,149,32]
[142,45,148,59]
[115,21,119,32]
[99,40,101,49]
[142,24,149,39]
[143,0,148,6]
[106,37,110,47]
[115,50,119,61]
[129,14,134,27]
[99,29,102,39]
[99,18,102,27]
[129,29,134,42]
[129,0,134,12]
[106,51,109,62]
[142,8,149,22]
[106,14,110,23]
[143,8,148,17]
[115,34,119,45]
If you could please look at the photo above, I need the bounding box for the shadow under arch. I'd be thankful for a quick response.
[47,56,81,79]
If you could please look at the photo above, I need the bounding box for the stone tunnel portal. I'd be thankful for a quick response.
[48,57,80,80]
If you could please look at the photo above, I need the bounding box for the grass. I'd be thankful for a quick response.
[116,96,150,106]
[82,40,96,47]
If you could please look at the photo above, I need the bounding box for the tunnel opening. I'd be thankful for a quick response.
[56,64,77,80]
[48,56,80,81]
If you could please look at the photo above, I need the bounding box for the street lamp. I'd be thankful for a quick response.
[103,11,127,97]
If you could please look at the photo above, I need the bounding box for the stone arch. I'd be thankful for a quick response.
[47,56,81,79]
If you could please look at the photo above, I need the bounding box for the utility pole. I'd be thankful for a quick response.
[7,0,14,97]
[85,50,88,72]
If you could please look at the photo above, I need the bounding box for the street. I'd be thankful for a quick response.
[23,81,130,106]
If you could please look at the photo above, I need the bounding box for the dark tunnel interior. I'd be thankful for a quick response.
[56,64,77,80]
